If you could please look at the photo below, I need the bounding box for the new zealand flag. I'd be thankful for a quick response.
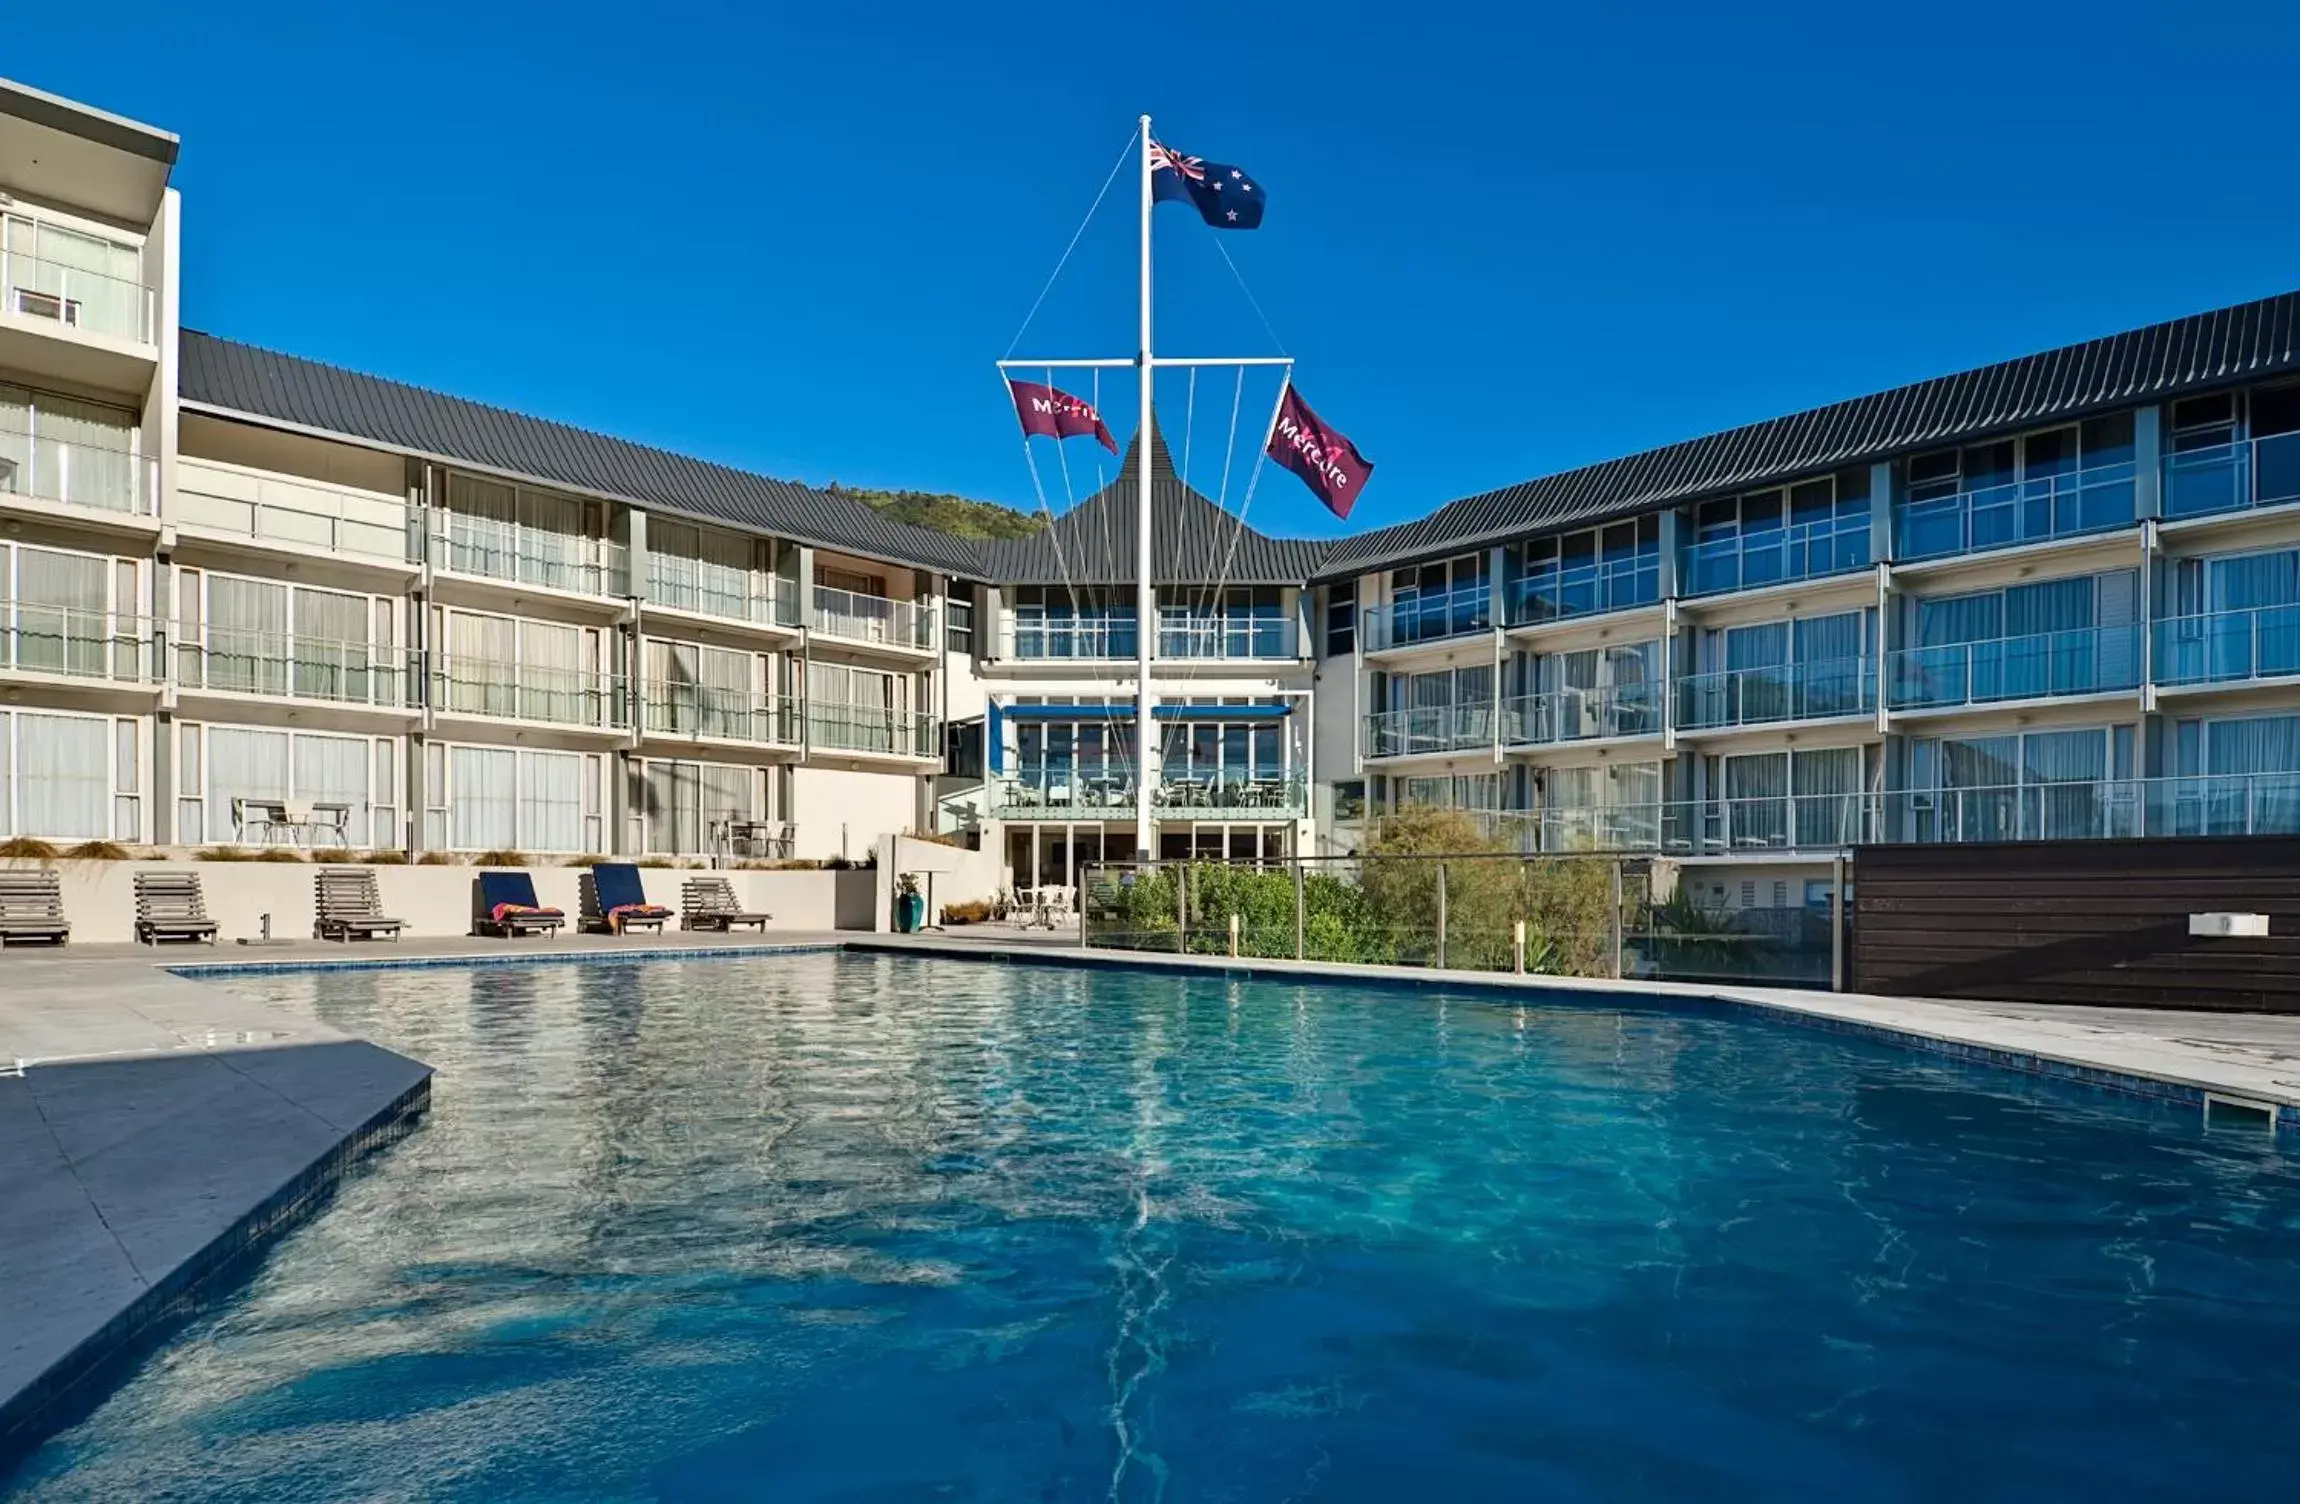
[1150,139,1265,230]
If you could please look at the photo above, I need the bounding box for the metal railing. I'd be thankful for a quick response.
[1001,616,1138,660]
[431,661,627,728]
[1894,459,2137,561]
[176,628,417,707]
[989,774,1138,819]
[1150,774,1306,818]
[1682,517,1870,597]
[1363,583,1492,650]
[1887,624,2142,709]
[811,585,935,650]
[0,427,156,516]
[1676,657,1873,730]
[0,607,155,681]
[2160,432,2300,521]
[808,702,939,757]
[1872,775,2300,844]
[1501,683,1664,745]
[429,517,629,596]
[1364,703,1495,758]
[174,459,415,562]
[1157,616,1298,659]
[639,682,797,744]
[1508,556,1660,627]
[643,564,797,627]
[0,241,154,343]
[2154,604,2300,687]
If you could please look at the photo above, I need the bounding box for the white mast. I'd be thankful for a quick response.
[1133,113,1157,862]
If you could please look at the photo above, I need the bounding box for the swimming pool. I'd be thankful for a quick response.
[9,952,2299,1500]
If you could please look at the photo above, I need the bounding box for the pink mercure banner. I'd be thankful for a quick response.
[1265,384,1373,520]
[1008,379,1118,454]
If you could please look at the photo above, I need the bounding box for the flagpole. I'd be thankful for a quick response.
[1134,112,1157,864]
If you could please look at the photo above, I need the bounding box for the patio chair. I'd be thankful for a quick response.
[679,876,771,932]
[581,864,674,934]
[314,867,404,941]
[472,870,565,938]
[132,870,219,945]
[0,868,70,946]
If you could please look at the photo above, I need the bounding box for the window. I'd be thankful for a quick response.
[819,566,885,598]
[1325,588,1356,655]
[945,594,975,654]
[0,383,142,513]
[639,758,762,855]
[945,717,984,779]
[0,710,112,839]
[2170,393,2238,454]
[1512,517,1659,622]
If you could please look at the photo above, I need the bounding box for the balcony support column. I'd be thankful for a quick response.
[1868,460,1894,564]
[2134,405,2164,521]
[151,552,173,846]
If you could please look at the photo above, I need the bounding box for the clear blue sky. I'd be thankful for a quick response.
[17,1,2300,539]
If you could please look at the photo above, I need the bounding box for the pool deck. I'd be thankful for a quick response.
[4,927,2297,1467]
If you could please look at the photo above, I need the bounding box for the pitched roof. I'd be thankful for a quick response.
[1312,287,2300,578]
[178,331,986,577]
[980,424,1329,587]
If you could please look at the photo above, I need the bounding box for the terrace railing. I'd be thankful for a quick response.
[1681,516,1869,597]
[175,458,416,564]
[1364,703,1494,758]
[1894,459,2137,561]
[0,425,156,516]
[176,627,416,707]
[0,607,156,682]
[1676,657,1874,731]
[1508,556,1660,627]
[1501,683,1664,746]
[2160,431,2300,521]
[2152,604,2300,687]
[808,702,939,757]
[1887,624,2142,710]
[639,681,797,744]
[1,242,154,344]
[432,660,627,729]
[1363,583,1492,651]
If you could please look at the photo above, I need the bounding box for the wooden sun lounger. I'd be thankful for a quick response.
[315,867,404,941]
[133,870,219,945]
[0,868,70,946]
[678,877,770,932]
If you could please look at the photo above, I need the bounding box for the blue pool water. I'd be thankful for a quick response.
[9,953,2300,1501]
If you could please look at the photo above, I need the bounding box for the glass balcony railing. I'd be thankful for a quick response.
[1149,774,1307,819]
[812,585,935,650]
[1363,583,1492,650]
[1894,460,2137,562]
[175,459,415,563]
[431,517,628,596]
[1682,517,1869,597]
[2154,605,2300,687]
[643,565,798,628]
[0,245,154,344]
[1873,775,2300,844]
[1157,616,1298,659]
[1887,624,2142,710]
[1500,684,1663,746]
[1003,617,1138,660]
[808,703,939,757]
[0,427,157,516]
[1364,703,1494,758]
[0,607,155,682]
[991,773,1138,819]
[176,628,416,707]
[1507,557,1660,627]
[639,682,796,744]
[432,661,627,728]
[1675,657,1874,731]
[2161,432,2300,521]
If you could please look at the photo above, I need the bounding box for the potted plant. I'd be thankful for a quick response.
[895,873,926,933]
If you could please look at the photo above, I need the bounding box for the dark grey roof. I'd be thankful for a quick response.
[980,425,1329,587]
[1313,287,2300,578]
[179,331,986,577]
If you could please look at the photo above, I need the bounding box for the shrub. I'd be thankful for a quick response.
[256,848,307,863]
[362,850,410,865]
[417,851,457,866]
[563,853,612,867]
[195,845,259,862]
[941,898,993,925]
[0,836,60,863]
[634,857,675,868]
[311,848,357,865]
[61,840,131,862]
[471,849,529,867]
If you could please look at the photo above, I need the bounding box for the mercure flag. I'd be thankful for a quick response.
[1266,385,1372,520]
[1149,139,1265,230]
[1008,379,1118,453]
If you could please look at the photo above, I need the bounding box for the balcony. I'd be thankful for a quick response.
[175,628,416,708]
[176,458,415,566]
[643,561,798,629]
[1365,703,1494,758]
[1508,557,1660,628]
[0,426,156,519]
[990,774,1138,820]
[1363,583,1492,651]
[2160,432,2300,522]
[808,702,939,758]
[2154,605,2300,688]
[1449,797,1875,856]
[1894,460,2137,563]
[1150,774,1306,820]
[639,682,797,745]
[1501,684,1663,747]
[1001,617,1137,661]
[811,585,935,652]
[1157,615,1298,660]
[1682,517,1869,598]
[430,516,628,598]
[1676,657,1874,732]
[431,661,627,730]
[1887,624,2141,711]
[1876,773,2300,844]
[0,607,156,684]
[0,242,154,345]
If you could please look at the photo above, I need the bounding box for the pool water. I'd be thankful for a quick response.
[9,954,2300,1501]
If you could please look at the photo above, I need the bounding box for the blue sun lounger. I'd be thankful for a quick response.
[473,870,565,938]
[581,863,673,934]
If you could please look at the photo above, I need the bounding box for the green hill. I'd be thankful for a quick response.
[830,484,1046,541]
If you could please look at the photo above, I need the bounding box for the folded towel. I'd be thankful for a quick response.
[606,902,671,933]
[490,902,563,923]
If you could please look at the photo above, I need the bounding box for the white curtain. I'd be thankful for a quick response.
[518,750,582,853]
[31,391,138,511]
[446,475,517,576]
[293,587,369,701]
[450,745,517,850]
[207,575,289,693]
[207,726,290,838]
[14,218,143,340]
[2207,714,2300,774]
[293,734,370,834]
[15,712,107,839]
[12,546,108,676]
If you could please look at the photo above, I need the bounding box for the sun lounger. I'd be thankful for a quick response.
[133,870,219,945]
[315,867,404,941]
[473,870,565,938]
[678,876,770,932]
[581,864,673,934]
[0,868,70,946]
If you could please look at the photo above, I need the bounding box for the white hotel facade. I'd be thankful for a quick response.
[4,79,2298,915]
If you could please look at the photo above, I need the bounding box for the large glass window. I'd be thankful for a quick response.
[1512,517,1660,623]
[1683,473,1869,595]
[1897,415,2136,559]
